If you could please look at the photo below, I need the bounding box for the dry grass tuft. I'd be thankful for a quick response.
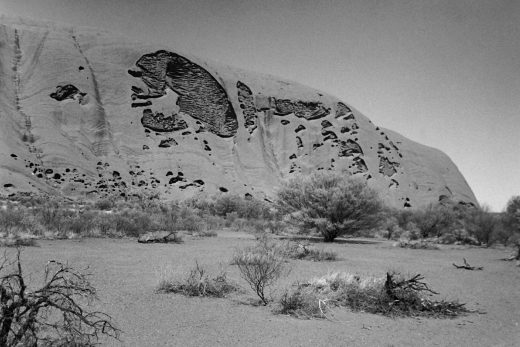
[156,262,239,298]
[284,242,337,261]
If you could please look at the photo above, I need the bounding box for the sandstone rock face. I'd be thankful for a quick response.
[0,18,478,208]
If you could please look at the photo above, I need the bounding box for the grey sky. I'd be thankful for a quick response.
[1,0,519,211]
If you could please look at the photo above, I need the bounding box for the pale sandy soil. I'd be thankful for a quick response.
[7,232,520,346]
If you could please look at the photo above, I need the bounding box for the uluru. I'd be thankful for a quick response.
[0,17,477,209]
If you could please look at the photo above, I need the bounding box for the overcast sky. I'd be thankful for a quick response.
[1,0,519,211]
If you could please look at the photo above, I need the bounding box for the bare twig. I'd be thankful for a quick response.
[385,272,439,297]
[453,258,483,270]
[0,248,120,346]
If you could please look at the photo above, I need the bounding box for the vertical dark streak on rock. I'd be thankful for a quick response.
[21,30,48,83]
[70,31,118,156]
[12,29,42,164]
[257,111,282,179]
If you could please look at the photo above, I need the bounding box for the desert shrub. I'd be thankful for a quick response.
[380,208,424,240]
[394,209,415,229]
[386,202,493,244]
[187,194,273,220]
[225,211,239,225]
[9,193,47,208]
[191,229,218,238]
[157,206,204,233]
[122,190,162,211]
[112,212,139,236]
[503,196,520,260]
[157,262,238,297]
[94,198,115,211]
[234,218,287,235]
[93,213,115,235]
[200,214,226,231]
[276,172,383,242]
[236,197,271,219]
[237,235,336,263]
[228,216,252,231]
[1,203,99,239]
[395,240,440,250]
[278,271,469,319]
[232,238,289,305]
[213,195,240,217]
[0,235,38,247]
[412,203,459,238]
[490,223,513,246]
[397,201,512,247]
[447,228,480,245]
[65,211,98,237]
[279,285,322,318]
[167,232,184,243]
[250,234,289,258]
[0,249,120,346]
[399,221,420,240]
[234,252,287,305]
[36,203,76,235]
[459,205,500,246]
[112,209,156,237]
[176,207,205,232]
[0,207,26,236]
[504,196,520,232]
[284,241,337,261]
[379,214,403,240]
[252,219,288,235]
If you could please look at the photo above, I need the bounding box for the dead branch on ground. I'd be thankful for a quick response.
[452,258,483,270]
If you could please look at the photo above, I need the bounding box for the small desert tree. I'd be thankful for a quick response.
[232,236,289,305]
[463,204,499,246]
[276,172,383,242]
[504,196,520,260]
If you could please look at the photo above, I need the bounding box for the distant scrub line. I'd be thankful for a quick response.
[0,172,518,251]
[0,193,279,241]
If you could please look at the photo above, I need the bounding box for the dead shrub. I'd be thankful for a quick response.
[0,249,120,346]
[278,271,471,319]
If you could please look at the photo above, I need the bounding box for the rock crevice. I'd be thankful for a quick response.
[141,109,188,133]
[133,50,238,137]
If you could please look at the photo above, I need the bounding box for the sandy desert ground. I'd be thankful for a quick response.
[7,232,520,346]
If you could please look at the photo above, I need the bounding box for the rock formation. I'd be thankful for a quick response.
[0,17,478,208]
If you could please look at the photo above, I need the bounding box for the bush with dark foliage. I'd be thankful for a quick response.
[277,172,383,242]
